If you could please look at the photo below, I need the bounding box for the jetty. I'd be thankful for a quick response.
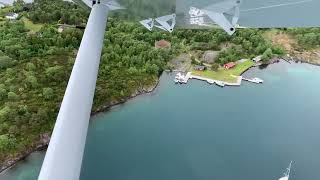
[174,72,191,84]
[189,75,214,84]
[243,77,264,84]
[174,72,242,87]
[174,71,264,87]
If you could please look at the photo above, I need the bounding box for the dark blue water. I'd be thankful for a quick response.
[1,61,320,180]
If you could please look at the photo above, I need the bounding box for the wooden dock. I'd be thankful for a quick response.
[242,77,264,84]
[174,72,264,87]
[174,72,243,87]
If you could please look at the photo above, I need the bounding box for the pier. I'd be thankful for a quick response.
[175,72,191,84]
[174,72,242,87]
[242,77,264,84]
[175,72,263,87]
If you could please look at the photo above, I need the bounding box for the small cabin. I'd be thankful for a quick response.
[194,65,206,71]
[155,40,171,49]
[5,12,18,20]
[224,62,236,70]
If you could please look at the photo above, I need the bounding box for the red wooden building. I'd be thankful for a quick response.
[224,62,236,69]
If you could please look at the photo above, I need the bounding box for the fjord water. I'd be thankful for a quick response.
[1,61,320,180]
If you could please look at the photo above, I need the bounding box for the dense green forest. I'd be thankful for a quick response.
[0,0,318,166]
[0,0,183,163]
[19,0,89,25]
[0,20,84,161]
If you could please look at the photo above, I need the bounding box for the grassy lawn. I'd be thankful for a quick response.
[191,60,255,83]
[21,17,43,32]
[228,60,255,75]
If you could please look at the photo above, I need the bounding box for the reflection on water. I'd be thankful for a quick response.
[259,63,269,69]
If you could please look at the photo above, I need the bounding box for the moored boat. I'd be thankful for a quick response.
[215,81,225,87]
[207,79,215,84]
[252,77,264,83]
[243,77,264,84]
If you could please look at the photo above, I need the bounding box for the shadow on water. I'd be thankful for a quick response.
[259,63,269,69]
[259,59,282,69]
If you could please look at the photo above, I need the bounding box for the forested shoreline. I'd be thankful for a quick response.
[1,0,320,172]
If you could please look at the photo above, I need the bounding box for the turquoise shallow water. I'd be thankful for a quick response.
[1,61,320,180]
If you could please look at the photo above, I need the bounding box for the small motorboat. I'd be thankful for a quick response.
[243,77,264,84]
[252,77,264,83]
[207,79,215,84]
[215,81,225,87]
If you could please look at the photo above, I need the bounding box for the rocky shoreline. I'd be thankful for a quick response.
[0,78,160,174]
[0,136,49,174]
[1,56,319,174]
[92,79,160,116]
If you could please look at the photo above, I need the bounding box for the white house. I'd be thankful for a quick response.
[253,55,262,62]
[5,12,19,20]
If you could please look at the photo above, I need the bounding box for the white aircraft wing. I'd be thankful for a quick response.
[177,0,320,31]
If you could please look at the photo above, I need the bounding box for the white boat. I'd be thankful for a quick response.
[174,72,187,84]
[215,81,225,87]
[252,77,264,83]
[243,77,264,84]
[175,72,182,79]
[279,161,293,180]
[207,79,215,84]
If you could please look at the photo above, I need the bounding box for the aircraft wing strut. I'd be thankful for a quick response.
[38,4,109,180]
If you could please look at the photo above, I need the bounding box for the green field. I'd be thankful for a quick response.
[21,17,43,32]
[191,60,255,83]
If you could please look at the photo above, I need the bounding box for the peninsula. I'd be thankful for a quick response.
[1,0,320,173]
